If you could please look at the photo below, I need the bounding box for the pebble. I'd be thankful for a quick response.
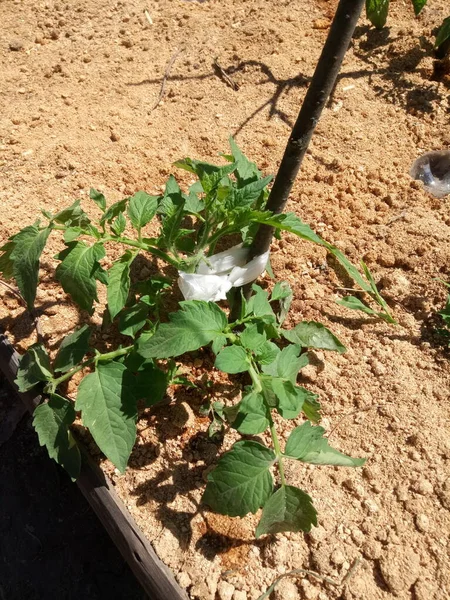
[413,478,433,496]
[233,591,247,600]
[415,513,429,532]
[379,547,420,594]
[330,549,346,565]
[217,581,235,600]
[363,499,379,514]
[110,131,120,142]
[176,571,191,588]
[9,39,24,51]
[273,579,300,600]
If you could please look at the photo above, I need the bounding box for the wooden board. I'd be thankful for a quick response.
[0,332,189,600]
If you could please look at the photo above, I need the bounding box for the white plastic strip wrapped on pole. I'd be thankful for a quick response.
[178,245,270,301]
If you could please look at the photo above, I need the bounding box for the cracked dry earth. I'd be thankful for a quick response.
[1,0,450,599]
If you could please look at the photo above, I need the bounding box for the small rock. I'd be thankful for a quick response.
[55,171,67,179]
[110,131,120,142]
[273,579,300,600]
[50,30,59,40]
[413,478,433,496]
[330,549,346,566]
[379,546,420,594]
[176,571,191,588]
[233,591,247,600]
[362,539,382,560]
[83,55,92,63]
[312,19,330,30]
[415,513,429,532]
[121,38,133,48]
[217,581,235,600]
[363,498,379,514]
[9,40,24,51]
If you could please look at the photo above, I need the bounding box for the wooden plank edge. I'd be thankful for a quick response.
[0,332,189,600]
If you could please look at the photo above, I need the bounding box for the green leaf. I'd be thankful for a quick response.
[0,241,15,280]
[240,324,267,351]
[16,344,53,392]
[411,0,427,16]
[107,251,135,320]
[133,363,168,406]
[202,441,275,517]
[33,394,81,481]
[284,421,366,467]
[174,158,237,194]
[302,390,321,423]
[255,341,280,365]
[228,136,260,185]
[127,191,158,230]
[75,362,138,472]
[64,227,83,243]
[90,188,107,212]
[256,485,317,538]
[100,198,128,226]
[255,212,324,245]
[282,321,346,353]
[366,0,390,28]
[245,285,275,321]
[10,224,52,309]
[262,344,308,382]
[271,281,292,301]
[436,16,450,49]
[118,300,151,338]
[110,211,126,236]
[215,345,249,374]
[137,300,227,359]
[228,176,272,211]
[55,241,105,313]
[337,295,381,318]
[232,391,270,435]
[53,200,91,228]
[54,325,91,373]
[270,377,306,420]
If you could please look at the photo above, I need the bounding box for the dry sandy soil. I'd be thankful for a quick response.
[1,0,450,599]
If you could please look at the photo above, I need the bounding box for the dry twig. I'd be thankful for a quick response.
[151,48,183,111]
[213,57,240,91]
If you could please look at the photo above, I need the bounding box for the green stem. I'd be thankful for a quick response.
[50,344,134,388]
[247,360,286,486]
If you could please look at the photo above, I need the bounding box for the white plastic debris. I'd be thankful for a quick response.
[410,150,450,199]
[178,244,270,301]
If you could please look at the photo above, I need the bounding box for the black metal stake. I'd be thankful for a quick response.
[237,0,365,309]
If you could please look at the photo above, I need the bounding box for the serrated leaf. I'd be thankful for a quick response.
[255,341,280,365]
[90,188,107,212]
[284,421,366,467]
[228,136,260,185]
[436,16,450,49]
[282,321,346,353]
[246,285,275,320]
[215,345,249,374]
[366,0,390,28]
[202,441,275,517]
[75,362,137,472]
[100,198,128,225]
[16,343,53,392]
[256,485,317,537]
[33,394,81,481]
[174,158,237,194]
[107,251,135,320]
[54,325,91,373]
[270,377,306,420]
[240,324,267,351]
[53,200,91,228]
[232,391,270,435]
[55,241,105,313]
[127,191,158,230]
[64,227,83,243]
[110,211,126,236]
[9,224,52,309]
[262,344,308,382]
[137,300,227,359]
[133,363,168,406]
[228,175,272,211]
[118,300,151,338]
[411,0,427,16]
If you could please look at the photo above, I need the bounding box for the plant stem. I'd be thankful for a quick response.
[50,344,134,388]
[247,360,286,486]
